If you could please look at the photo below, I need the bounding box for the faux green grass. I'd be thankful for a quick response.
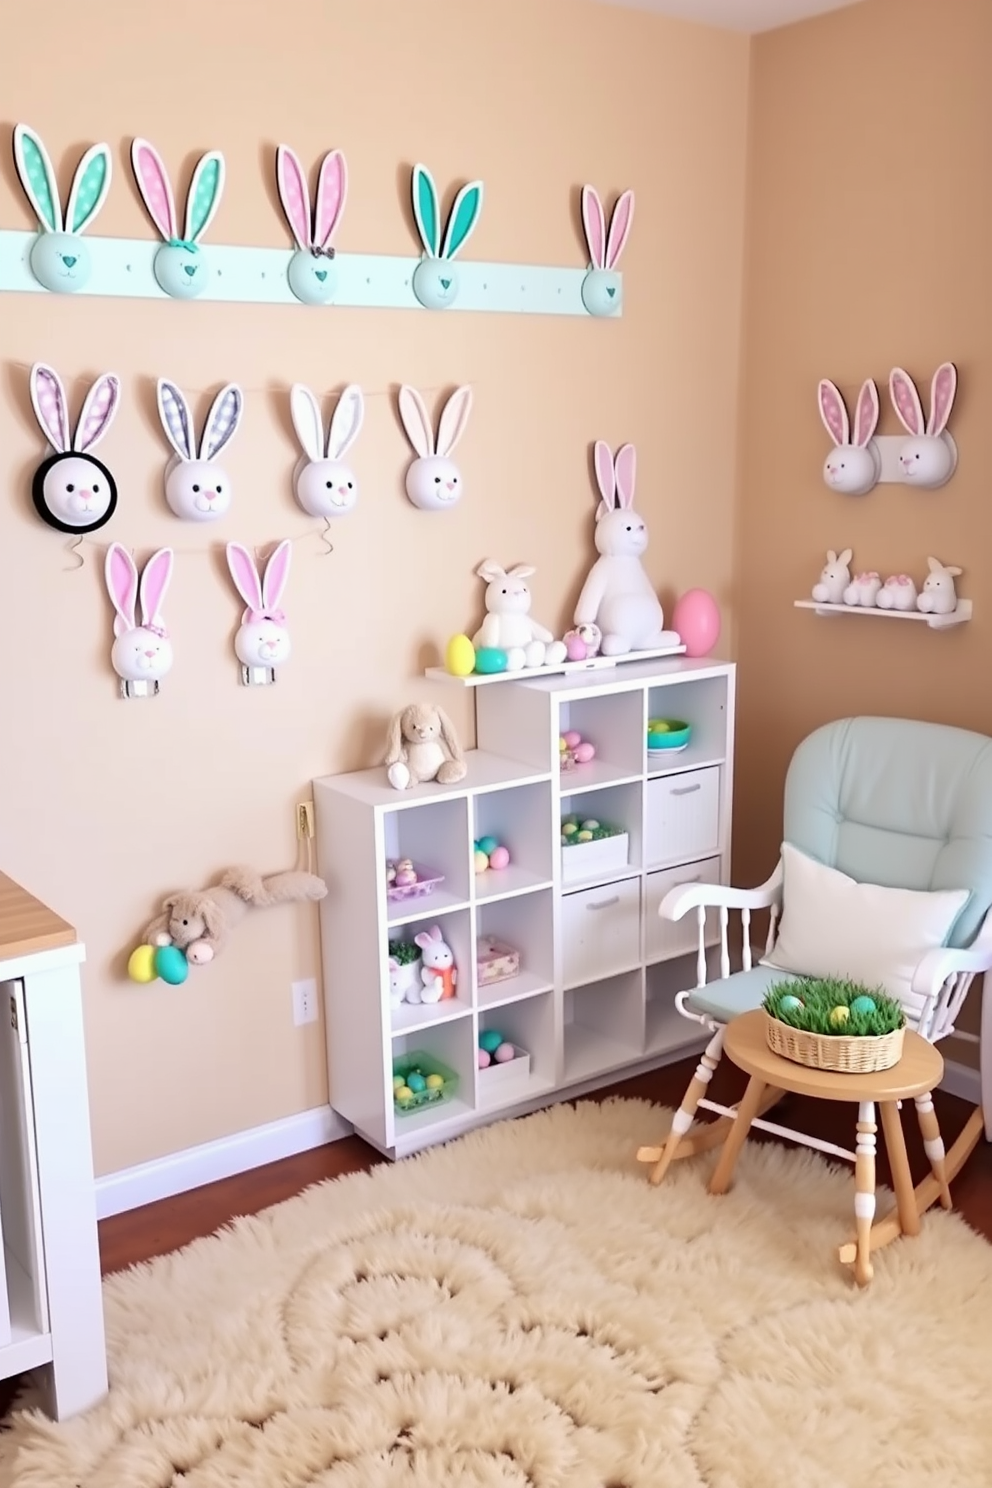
[763,977,905,1037]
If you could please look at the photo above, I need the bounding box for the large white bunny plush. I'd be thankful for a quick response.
[573,442,680,657]
[811,548,853,604]
[104,543,174,697]
[889,363,958,488]
[916,556,962,616]
[156,380,244,522]
[817,378,880,496]
[290,383,364,517]
[473,560,567,671]
[397,385,472,510]
[225,541,292,678]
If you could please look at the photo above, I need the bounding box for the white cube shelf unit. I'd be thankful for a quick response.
[313,656,736,1159]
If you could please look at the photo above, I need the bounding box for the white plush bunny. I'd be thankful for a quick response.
[811,548,853,604]
[387,957,405,1011]
[916,556,962,616]
[397,385,472,510]
[289,384,363,517]
[156,380,244,522]
[889,363,958,488]
[817,378,880,496]
[29,363,121,534]
[131,138,226,299]
[414,925,456,1004]
[473,560,567,671]
[276,145,347,305]
[573,442,680,657]
[876,573,918,611]
[13,124,112,294]
[104,543,174,696]
[225,541,292,676]
[842,570,881,608]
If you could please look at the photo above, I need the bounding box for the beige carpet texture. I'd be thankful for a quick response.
[3,1097,991,1487]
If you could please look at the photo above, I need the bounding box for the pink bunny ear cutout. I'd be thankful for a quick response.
[593,440,615,517]
[614,444,636,509]
[276,145,312,250]
[817,379,849,445]
[262,539,292,612]
[436,386,473,458]
[105,542,138,635]
[581,185,606,270]
[226,542,264,613]
[605,190,634,270]
[327,384,364,460]
[200,384,244,462]
[852,379,879,447]
[314,150,347,249]
[398,386,434,457]
[74,374,121,453]
[131,138,177,242]
[29,363,70,452]
[927,362,957,435]
[889,367,925,436]
[139,548,174,629]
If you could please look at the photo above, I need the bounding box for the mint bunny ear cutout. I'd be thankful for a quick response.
[66,144,112,234]
[412,164,440,257]
[184,152,225,244]
[441,181,483,261]
[13,125,61,232]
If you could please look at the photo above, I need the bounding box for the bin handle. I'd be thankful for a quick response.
[586,895,620,911]
[670,783,701,797]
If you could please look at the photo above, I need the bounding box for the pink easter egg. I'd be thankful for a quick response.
[573,741,595,764]
[671,588,721,659]
[494,1042,516,1062]
[477,1048,491,1068]
[395,869,417,886]
[488,845,510,870]
[563,731,582,749]
[565,634,587,661]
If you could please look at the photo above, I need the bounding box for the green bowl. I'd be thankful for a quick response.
[647,718,692,750]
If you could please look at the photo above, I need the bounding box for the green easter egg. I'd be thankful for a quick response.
[479,1029,503,1054]
[154,944,189,985]
[478,835,498,856]
[778,994,804,1013]
[474,647,508,674]
[850,995,877,1017]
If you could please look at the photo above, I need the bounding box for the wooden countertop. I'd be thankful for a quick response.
[0,873,77,960]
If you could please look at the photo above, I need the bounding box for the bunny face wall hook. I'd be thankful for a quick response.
[290,383,364,516]
[817,378,880,495]
[131,138,225,299]
[13,124,112,293]
[104,544,174,698]
[276,145,348,306]
[29,363,121,533]
[156,380,244,521]
[397,385,473,510]
[410,164,483,310]
[889,363,958,488]
[580,185,634,318]
[225,541,292,685]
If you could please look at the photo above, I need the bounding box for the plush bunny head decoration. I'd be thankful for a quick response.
[289,383,364,517]
[105,543,174,692]
[226,541,292,674]
[410,164,484,310]
[131,138,225,299]
[29,363,121,533]
[580,185,634,318]
[276,145,347,306]
[593,442,646,558]
[397,385,473,510]
[156,380,243,522]
[889,363,958,488]
[817,378,880,495]
[13,124,112,293]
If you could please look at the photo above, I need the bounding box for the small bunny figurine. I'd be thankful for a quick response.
[13,124,112,293]
[580,185,634,318]
[29,363,121,534]
[889,363,958,488]
[473,560,568,671]
[387,958,405,1011]
[842,571,882,608]
[276,145,347,306]
[574,442,681,656]
[156,380,244,522]
[289,384,364,517]
[131,138,226,299]
[414,925,457,1003]
[817,378,880,496]
[876,573,918,611]
[225,541,292,681]
[811,549,853,604]
[916,556,962,616]
[397,385,473,510]
[410,163,484,310]
[104,543,174,698]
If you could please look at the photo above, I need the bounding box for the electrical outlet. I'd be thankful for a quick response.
[292,978,319,1026]
[296,800,314,840]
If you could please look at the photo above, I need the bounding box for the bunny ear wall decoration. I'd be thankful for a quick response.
[410,164,484,310]
[131,138,226,299]
[580,185,634,318]
[104,543,175,698]
[13,124,112,293]
[225,540,292,685]
[276,145,348,305]
[889,362,958,488]
[156,379,244,521]
[29,363,121,533]
[817,378,881,495]
[290,383,364,516]
[397,385,473,510]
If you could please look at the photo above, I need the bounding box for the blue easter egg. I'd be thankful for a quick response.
[474,647,508,675]
[850,995,877,1017]
[154,944,189,985]
[407,1071,427,1093]
[479,1029,503,1054]
[477,835,498,856]
[779,994,804,1013]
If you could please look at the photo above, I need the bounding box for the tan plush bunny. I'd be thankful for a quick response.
[384,703,467,790]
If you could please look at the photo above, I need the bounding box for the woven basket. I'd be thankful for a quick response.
[765,1012,905,1073]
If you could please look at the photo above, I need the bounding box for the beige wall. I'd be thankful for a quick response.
[737,0,992,1059]
[0,0,750,1172]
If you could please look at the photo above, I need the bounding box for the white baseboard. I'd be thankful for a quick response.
[95,1104,352,1220]
[940,1058,981,1105]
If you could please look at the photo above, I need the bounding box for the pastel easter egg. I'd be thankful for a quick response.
[407,1071,427,1093]
[480,1028,503,1054]
[127,944,159,984]
[477,1048,491,1068]
[581,819,600,831]
[850,995,877,1017]
[672,588,721,659]
[563,731,582,749]
[488,845,510,870]
[474,647,508,675]
[574,742,595,763]
[395,1085,414,1104]
[494,1042,516,1062]
[565,634,587,661]
[395,868,417,886]
[562,821,578,837]
[474,849,489,874]
[778,994,804,1013]
[559,736,569,752]
[478,835,499,856]
[829,1005,850,1028]
[154,944,189,985]
[393,1074,405,1091]
[426,1073,445,1090]
[445,633,476,677]
[577,829,593,842]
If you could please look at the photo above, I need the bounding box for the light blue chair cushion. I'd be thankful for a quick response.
[687,966,797,1023]
[783,717,992,948]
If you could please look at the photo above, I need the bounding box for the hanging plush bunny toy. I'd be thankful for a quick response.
[225,541,292,685]
[410,163,483,310]
[29,363,121,534]
[289,383,364,516]
[156,380,244,521]
[131,137,225,299]
[104,544,175,699]
[580,185,634,318]
[276,145,348,306]
[13,123,112,293]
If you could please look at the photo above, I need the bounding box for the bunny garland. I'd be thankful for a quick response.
[580,185,634,317]
[889,363,958,487]
[155,380,244,521]
[817,378,880,495]
[410,164,484,310]
[276,145,348,305]
[104,544,174,698]
[397,385,473,510]
[289,384,364,516]
[13,124,113,293]
[29,363,121,533]
[131,138,226,299]
[225,541,292,684]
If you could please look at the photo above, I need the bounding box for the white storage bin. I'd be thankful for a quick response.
[562,877,640,987]
[645,768,721,867]
[478,1049,531,1105]
[645,857,722,963]
[561,831,629,886]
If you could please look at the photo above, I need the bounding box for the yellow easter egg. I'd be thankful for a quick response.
[395,1085,414,1105]
[425,1073,445,1090]
[829,1005,850,1028]
[446,634,476,677]
[127,944,159,983]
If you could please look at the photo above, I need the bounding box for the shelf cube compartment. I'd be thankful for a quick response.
[476,888,554,1008]
[561,875,641,989]
[563,971,645,1084]
[645,958,710,1058]
[391,1019,476,1141]
[388,907,473,1033]
[557,688,645,785]
[645,675,730,777]
[477,991,555,1108]
[383,795,471,925]
[559,781,642,887]
[644,767,721,870]
[473,779,553,901]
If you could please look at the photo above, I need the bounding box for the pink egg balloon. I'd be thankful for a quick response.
[488,845,510,870]
[494,1042,516,1062]
[565,634,587,661]
[573,741,596,763]
[672,588,721,658]
[477,1048,491,1068]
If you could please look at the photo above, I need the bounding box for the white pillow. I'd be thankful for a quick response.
[761,842,969,1007]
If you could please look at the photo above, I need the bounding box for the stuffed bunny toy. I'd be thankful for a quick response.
[811,549,853,604]
[13,124,112,293]
[916,557,962,616]
[289,383,364,517]
[817,378,880,496]
[842,570,882,608]
[156,379,244,522]
[276,144,348,305]
[574,442,680,656]
[387,957,406,1010]
[876,573,918,611]
[889,363,958,488]
[397,384,473,510]
[473,560,567,670]
[580,184,634,318]
[104,543,174,696]
[29,363,121,534]
[410,163,483,310]
[226,541,292,676]
[131,138,225,299]
[414,925,457,1002]
[384,703,467,790]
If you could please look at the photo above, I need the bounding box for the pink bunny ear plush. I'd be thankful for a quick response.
[156,379,244,522]
[104,543,174,697]
[817,378,881,496]
[580,185,634,318]
[888,362,958,488]
[29,363,121,534]
[276,145,348,306]
[397,385,473,510]
[225,540,292,682]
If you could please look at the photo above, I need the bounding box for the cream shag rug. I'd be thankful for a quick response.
[3,1097,992,1487]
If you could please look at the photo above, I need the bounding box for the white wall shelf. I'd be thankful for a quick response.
[794,599,972,630]
[425,642,686,688]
